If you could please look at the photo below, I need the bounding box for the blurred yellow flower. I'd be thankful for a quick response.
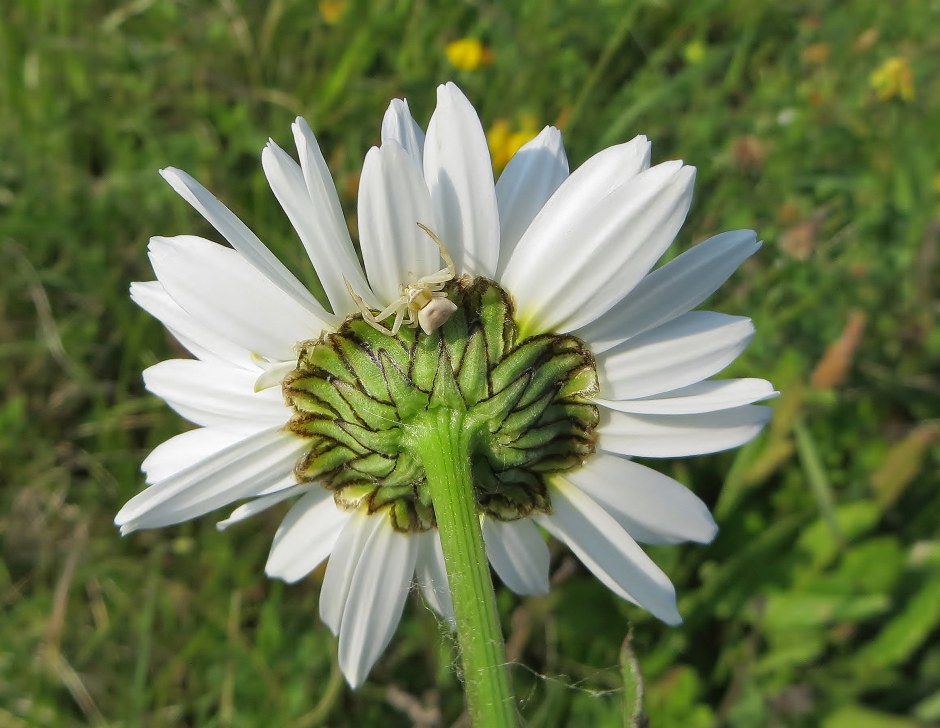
[869,56,914,102]
[932,171,940,194]
[488,116,539,171]
[683,40,706,65]
[446,38,493,71]
[319,0,346,24]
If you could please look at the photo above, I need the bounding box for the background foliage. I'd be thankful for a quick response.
[1,0,938,725]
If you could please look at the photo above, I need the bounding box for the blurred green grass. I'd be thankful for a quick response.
[1,0,938,726]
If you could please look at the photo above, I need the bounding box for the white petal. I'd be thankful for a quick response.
[381,98,425,166]
[131,281,255,369]
[578,230,761,353]
[565,453,717,545]
[149,235,331,362]
[598,405,772,458]
[596,311,755,400]
[415,531,454,623]
[358,142,438,304]
[503,161,695,334]
[116,427,307,533]
[262,138,374,316]
[423,82,500,277]
[319,511,380,633]
[495,126,569,275]
[338,517,417,687]
[596,378,778,415]
[264,488,350,581]
[216,483,311,531]
[291,119,369,302]
[159,167,327,315]
[143,359,288,431]
[501,135,650,291]
[535,479,681,624]
[141,427,244,483]
[482,517,550,595]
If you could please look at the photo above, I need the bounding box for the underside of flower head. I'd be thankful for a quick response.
[284,277,599,532]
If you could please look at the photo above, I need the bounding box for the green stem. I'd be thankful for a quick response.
[407,407,517,727]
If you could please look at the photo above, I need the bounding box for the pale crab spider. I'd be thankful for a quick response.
[345,223,459,337]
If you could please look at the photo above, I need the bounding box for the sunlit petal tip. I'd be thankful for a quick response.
[495,126,570,274]
[596,378,778,416]
[536,481,682,625]
[596,312,756,401]
[146,234,172,256]
[662,607,684,626]
[567,454,719,545]
[599,404,773,458]
[158,165,183,184]
[380,98,425,165]
[424,81,500,277]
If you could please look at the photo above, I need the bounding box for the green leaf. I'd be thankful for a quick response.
[859,572,940,668]
[823,705,925,728]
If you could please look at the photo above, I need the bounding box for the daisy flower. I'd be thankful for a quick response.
[118,82,775,688]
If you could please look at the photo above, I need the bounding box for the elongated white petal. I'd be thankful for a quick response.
[596,311,754,400]
[495,126,569,275]
[415,531,454,623]
[159,167,327,315]
[596,378,778,415]
[381,98,425,166]
[578,230,761,353]
[358,142,438,304]
[501,135,650,286]
[319,512,381,633]
[423,82,500,277]
[262,139,374,315]
[131,281,256,369]
[503,161,695,334]
[264,488,350,581]
[141,427,245,483]
[291,119,367,296]
[338,518,417,687]
[116,427,307,533]
[143,359,288,431]
[598,405,772,458]
[149,235,331,362]
[217,483,311,531]
[535,479,681,624]
[482,517,550,595]
[566,453,717,545]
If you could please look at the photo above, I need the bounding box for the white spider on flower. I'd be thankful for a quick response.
[345,222,458,336]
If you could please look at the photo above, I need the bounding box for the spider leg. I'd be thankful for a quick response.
[389,307,407,336]
[417,222,457,279]
[417,269,453,286]
[374,298,406,322]
[361,307,395,336]
[345,277,396,336]
[345,278,372,316]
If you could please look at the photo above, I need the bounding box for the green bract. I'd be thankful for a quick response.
[284,278,599,532]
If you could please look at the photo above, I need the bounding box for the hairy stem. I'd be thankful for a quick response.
[407,407,517,727]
